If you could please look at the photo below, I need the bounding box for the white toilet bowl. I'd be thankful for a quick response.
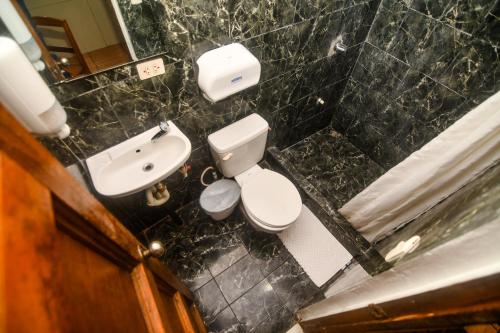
[235,165,302,233]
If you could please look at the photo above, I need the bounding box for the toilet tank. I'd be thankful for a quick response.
[208,113,269,177]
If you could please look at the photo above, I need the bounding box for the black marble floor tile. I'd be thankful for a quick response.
[251,306,295,333]
[230,279,284,332]
[214,255,264,304]
[282,127,385,209]
[194,279,229,322]
[267,257,322,313]
[141,201,248,291]
[206,244,249,277]
[207,307,245,333]
[142,218,213,290]
[237,223,291,277]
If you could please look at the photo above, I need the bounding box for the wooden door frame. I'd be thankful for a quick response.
[0,104,202,332]
[299,266,500,332]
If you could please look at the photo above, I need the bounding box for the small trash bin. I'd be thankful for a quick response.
[200,179,241,221]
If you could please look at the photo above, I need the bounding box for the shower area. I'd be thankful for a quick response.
[267,0,500,289]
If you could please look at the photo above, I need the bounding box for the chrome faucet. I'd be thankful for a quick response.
[151,121,170,142]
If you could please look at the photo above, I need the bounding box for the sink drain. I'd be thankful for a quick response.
[142,163,154,172]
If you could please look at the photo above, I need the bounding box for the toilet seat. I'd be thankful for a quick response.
[241,169,302,228]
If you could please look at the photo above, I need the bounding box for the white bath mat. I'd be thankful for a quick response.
[278,205,353,287]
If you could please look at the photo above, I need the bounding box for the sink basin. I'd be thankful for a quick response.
[86,121,191,197]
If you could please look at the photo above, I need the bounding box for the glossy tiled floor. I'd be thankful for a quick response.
[142,201,323,333]
[281,127,385,209]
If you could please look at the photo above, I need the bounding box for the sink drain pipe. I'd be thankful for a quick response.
[146,181,170,206]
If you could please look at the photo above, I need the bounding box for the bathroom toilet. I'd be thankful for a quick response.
[208,113,302,233]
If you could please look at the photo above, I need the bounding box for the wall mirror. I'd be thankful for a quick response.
[0,0,163,83]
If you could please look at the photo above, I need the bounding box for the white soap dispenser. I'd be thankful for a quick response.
[0,37,70,138]
[196,43,261,102]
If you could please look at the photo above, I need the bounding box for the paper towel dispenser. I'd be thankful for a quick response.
[196,43,261,102]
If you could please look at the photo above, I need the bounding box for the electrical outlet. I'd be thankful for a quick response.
[136,58,165,80]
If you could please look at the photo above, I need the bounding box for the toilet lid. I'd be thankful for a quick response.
[241,169,302,228]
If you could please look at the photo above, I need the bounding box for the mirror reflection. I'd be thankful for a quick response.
[0,0,143,82]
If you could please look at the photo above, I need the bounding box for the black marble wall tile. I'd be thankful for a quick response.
[37,137,84,166]
[334,79,414,167]
[333,0,499,170]
[393,70,467,129]
[104,62,183,135]
[117,0,158,29]
[442,37,500,104]
[366,0,410,52]
[38,0,383,235]
[63,89,128,158]
[51,77,100,103]
[409,0,499,40]
[392,10,465,79]
[285,109,334,148]
[369,0,500,97]
[476,1,500,46]
[350,43,409,99]
[46,0,381,159]
[129,23,168,59]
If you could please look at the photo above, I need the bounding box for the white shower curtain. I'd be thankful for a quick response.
[339,91,500,242]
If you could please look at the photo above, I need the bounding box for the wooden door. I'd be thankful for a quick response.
[299,271,500,332]
[0,105,207,333]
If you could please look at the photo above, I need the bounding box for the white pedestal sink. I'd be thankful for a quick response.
[86,121,191,197]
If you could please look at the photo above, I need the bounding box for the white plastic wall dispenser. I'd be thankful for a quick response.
[196,43,261,102]
[0,37,70,138]
[0,0,44,70]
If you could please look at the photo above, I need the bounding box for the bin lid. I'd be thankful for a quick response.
[200,179,241,213]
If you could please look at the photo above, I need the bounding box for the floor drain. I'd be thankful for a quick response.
[142,163,154,172]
